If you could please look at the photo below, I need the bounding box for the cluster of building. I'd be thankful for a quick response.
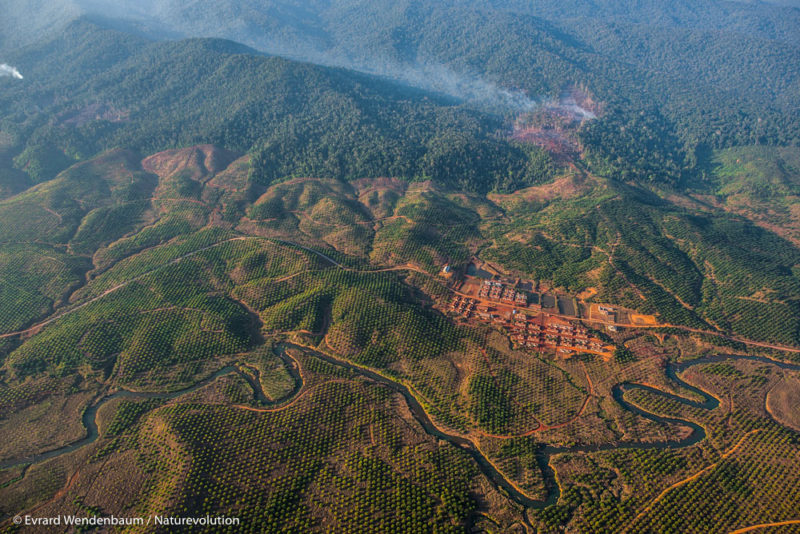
[478,280,528,306]
[445,262,619,359]
[449,295,613,358]
[450,295,476,318]
[597,306,616,320]
[508,316,607,355]
[597,305,619,331]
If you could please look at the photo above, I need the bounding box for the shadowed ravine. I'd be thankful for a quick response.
[1,345,799,511]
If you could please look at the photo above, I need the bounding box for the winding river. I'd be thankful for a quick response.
[0,348,302,471]
[2,345,799,511]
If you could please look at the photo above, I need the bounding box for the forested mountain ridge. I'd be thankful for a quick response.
[3,0,798,191]
[0,20,554,195]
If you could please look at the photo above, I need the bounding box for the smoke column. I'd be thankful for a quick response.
[253,37,538,112]
[0,64,23,79]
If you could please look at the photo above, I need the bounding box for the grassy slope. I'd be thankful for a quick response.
[700,146,800,244]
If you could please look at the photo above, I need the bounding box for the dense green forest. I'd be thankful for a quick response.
[0,20,556,194]
[3,0,799,191]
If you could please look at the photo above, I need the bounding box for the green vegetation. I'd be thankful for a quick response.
[1,7,799,532]
[125,363,478,532]
[614,346,636,363]
[468,374,513,434]
[15,0,799,182]
[0,165,797,532]
[0,245,89,333]
[482,172,800,340]
[0,20,556,195]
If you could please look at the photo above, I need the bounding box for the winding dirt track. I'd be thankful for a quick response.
[627,429,763,529]
[5,234,800,359]
[286,234,800,356]
[728,520,800,533]
[0,237,249,339]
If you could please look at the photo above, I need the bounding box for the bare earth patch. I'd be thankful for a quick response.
[766,375,800,431]
[488,172,592,207]
[142,144,241,183]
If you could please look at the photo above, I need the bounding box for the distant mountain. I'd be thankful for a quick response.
[493,0,800,43]
[3,0,796,153]
[0,0,79,50]
[1,1,799,192]
[0,19,554,194]
[728,0,800,9]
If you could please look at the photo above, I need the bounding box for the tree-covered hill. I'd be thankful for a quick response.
[3,0,798,149]
[0,20,554,194]
[2,1,798,192]
[490,0,800,45]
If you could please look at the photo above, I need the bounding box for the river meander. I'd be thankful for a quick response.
[2,345,798,510]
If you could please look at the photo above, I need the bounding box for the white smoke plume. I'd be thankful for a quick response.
[552,94,596,119]
[249,36,539,112]
[0,64,23,79]
[378,61,539,112]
